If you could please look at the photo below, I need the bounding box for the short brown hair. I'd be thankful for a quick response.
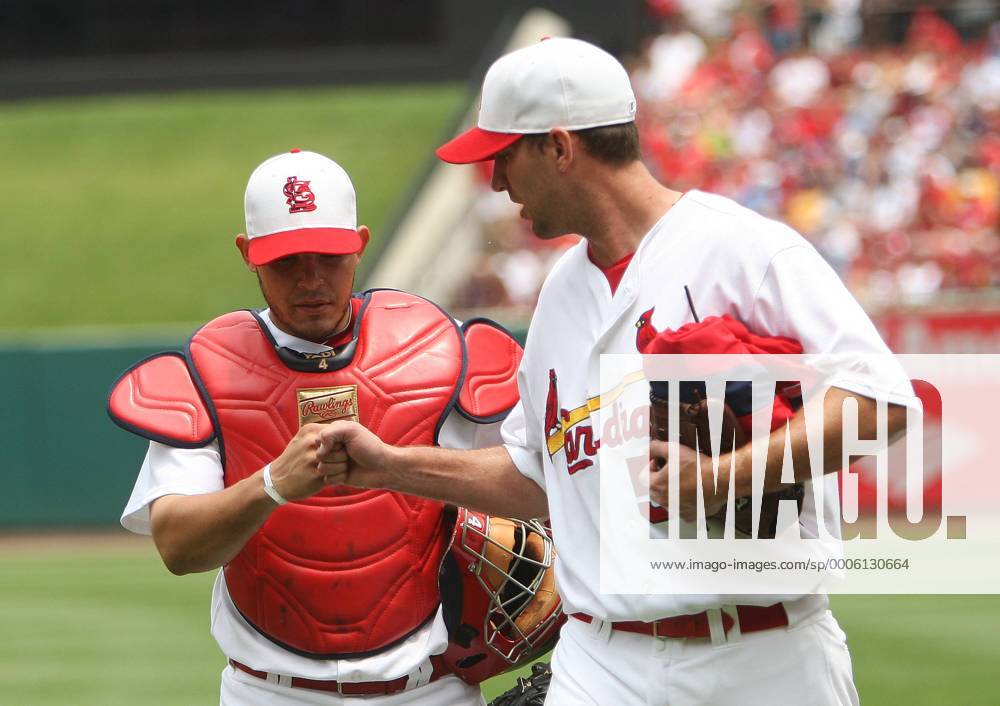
[522,122,641,165]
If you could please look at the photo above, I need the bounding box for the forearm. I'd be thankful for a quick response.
[728,388,907,497]
[727,409,812,498]
[150,469,277,575]
[381,445,549,520]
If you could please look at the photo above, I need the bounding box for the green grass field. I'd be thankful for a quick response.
[1,537,996,705]
[0,85,463,332]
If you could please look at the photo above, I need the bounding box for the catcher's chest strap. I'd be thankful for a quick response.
[228,655,449,695]
[570,603,788,639]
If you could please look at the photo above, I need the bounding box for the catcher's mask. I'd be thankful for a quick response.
[439,507,564,684]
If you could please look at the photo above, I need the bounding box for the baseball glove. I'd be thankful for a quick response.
[487,662,553,706]
[649,386,804,538]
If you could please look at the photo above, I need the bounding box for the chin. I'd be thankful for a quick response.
[276,314,335,343]
[532,222,570,240]
[301,320,339,339]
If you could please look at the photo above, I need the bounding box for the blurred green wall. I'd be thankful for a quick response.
[1,341,175,526]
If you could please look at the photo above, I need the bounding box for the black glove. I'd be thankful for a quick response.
[650,389,804,538]
[488,662,553,706]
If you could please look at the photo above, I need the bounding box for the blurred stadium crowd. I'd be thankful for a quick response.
[449,2,999,318]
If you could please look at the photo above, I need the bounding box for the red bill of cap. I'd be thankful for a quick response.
[436,127,523,164]
[248,228,362,266]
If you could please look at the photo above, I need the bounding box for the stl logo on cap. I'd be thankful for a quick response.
[283,176,317,214]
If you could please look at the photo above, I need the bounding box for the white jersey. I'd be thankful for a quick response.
[121,309,502,681]
[502,190,915,621]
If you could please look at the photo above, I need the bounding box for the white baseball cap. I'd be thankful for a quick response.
[436,37,637,164]
[243,149,362,266]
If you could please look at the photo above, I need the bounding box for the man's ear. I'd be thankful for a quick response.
[549,128,575,172]
[235,233,255,271]
[356,226,371,255]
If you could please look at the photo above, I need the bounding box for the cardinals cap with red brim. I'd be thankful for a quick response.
[436,37,637,164]
[244,149,362,265]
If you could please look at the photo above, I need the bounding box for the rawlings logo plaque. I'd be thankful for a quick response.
[284,176,317,213]
[297,385,359,427]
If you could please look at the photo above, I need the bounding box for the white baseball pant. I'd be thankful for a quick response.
[544,609,860,705]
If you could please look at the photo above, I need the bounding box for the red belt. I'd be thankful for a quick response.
[571,603,788,639]
[229,655,447,696]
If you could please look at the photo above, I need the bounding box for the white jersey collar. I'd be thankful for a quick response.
[258,309,334,355]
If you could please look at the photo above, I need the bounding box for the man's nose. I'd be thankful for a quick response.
[297,257,324,287]
[490,161,507,193]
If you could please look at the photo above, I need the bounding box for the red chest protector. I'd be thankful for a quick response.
[109,290,524,664]
[196,291,460,658]
[192,301,453,658]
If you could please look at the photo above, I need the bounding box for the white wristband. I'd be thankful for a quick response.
[262,464,288,506]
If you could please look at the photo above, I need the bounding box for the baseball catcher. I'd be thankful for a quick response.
[110,149,562,704]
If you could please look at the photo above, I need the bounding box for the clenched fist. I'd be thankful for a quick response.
[315,420,391,490]
[648,439,728,522]
[267,423,339,502]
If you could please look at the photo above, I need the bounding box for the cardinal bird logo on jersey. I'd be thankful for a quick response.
[543,369,567,439]
[284,176,317,213]
[635,306,659,352]
[544,368,598,474]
